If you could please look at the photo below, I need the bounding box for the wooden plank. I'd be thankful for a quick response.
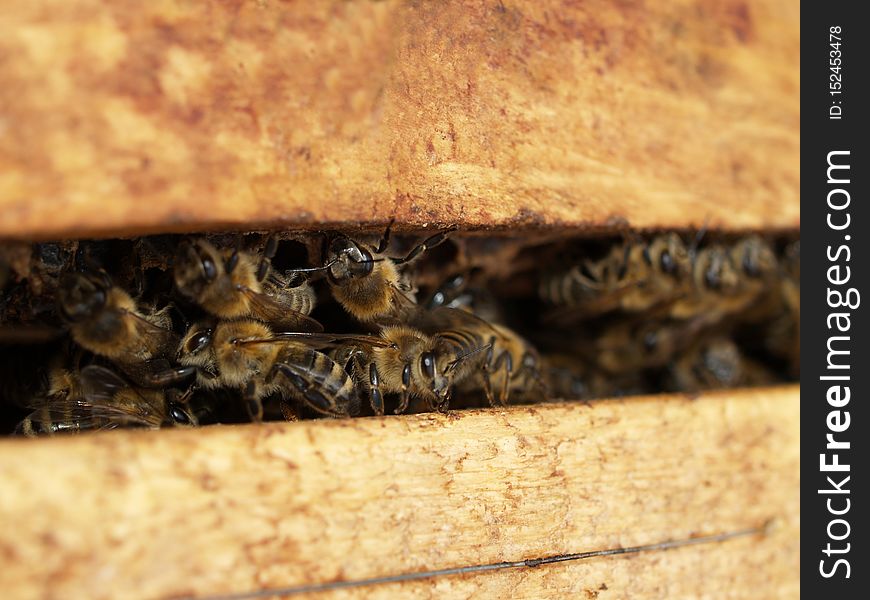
[0,0,799,240]
[0,385,800,599]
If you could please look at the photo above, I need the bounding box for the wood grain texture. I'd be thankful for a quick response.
[0,386,799,599]
[0,0,799,240]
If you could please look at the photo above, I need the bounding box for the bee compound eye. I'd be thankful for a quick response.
[169,404,191,425]
[421,352,436,379]
[522,353,537,369]
[705,266,721,289]
[643,331,659,352]
[429,291,446,309]
[201,255,217,281]
[659,249,675,274]
[742,250,760,277]
[186,329,212,355]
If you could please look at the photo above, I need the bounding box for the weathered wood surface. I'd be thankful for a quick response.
[0,0,799,240]
[0,386,799,599]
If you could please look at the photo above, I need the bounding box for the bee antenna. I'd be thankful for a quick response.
[689,216,711,258]
[444,342,492,374]
[283,251,387,276]
[283,255,343,275]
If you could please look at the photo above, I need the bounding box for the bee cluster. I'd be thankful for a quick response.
[0,227,799,436]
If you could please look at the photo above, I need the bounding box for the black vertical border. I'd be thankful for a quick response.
[802,2,869,596]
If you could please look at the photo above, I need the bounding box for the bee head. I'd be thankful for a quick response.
[648,234,690,278]
[421,350,451,403]
[57,271,109,323]
[695,246,739,293]
[174,240,221,299]
[326,237,374,284]
[735,237,776,279]
[177,325,220,382]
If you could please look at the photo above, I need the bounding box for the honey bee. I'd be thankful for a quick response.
[308,324,457,415]
[56,270,195,387]
[424,271,504,324]
[16,365,197,437]
[407,307,543,409]
[542,354,650,401]
[278,308,500,415]
[540,233,692,319]
[665,336,779,392]
[176,319,360,421]
[173,238,322,332]
[669,236,778,324]
[759,240,799,375]
[577,317,706,375]
[449,320,545,407]
[315,223,454,323]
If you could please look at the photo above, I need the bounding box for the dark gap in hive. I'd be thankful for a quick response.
[0,229,799,436]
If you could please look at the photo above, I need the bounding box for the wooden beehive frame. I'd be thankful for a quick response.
[0,388,799,599]
[0,1,798,240]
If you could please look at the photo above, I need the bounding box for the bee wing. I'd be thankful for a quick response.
[17,398,138,434]
[78,365,130,402]
[78,365,163,427]
[237,286,324,332]
[244,331,395,349]
[123,310,180,354]
[270,361,355,418]
[81,399,163,428]
[412,306,500,336]
[15,406,122,435]
[542,284,639,324]
[390,282,418,316]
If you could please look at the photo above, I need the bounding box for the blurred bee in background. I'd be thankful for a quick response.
[56,269,195,388]
[539,233,692,321]
[173,237,322,332]
[423,270,504,324]
[176,319,360,421]
[569,316,709,376]
[669,236,778,325]
[755,240,800,376]
[664,336,779,393]
[311,222,455,323]
[542,354,651,401]
[16,365,198,437]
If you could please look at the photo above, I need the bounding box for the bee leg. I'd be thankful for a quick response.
[491,350,513,406]
[137,364,198,388]
[271,363,345,418]
[244,380,264,423]
[396,363,412,414]
[279,399,301,422]
[225,234,244,274]
[480,338,496,407]
[131,252,147,298]
[392,226,457,266]
[256,235,280,282]
[368,363,384,416]
[440,387,453,412]
[375,218,395,254]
